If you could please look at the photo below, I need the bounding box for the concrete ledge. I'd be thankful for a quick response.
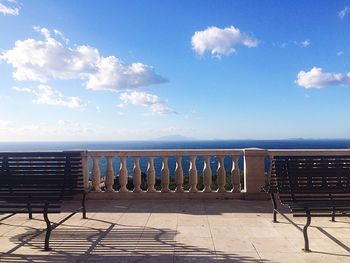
[86,191,245,200]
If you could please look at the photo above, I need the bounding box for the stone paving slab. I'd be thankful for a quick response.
[0,199,349,262]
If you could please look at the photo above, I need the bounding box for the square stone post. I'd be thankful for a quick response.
[243,148,268,200]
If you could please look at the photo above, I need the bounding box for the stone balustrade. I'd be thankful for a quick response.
[83,149,245,199]
[79,148,350,199]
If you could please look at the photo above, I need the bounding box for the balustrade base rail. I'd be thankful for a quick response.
[86,191,268,200]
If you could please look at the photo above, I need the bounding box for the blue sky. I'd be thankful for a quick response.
[1,0,350,141]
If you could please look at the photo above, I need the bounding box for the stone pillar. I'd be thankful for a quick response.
[119,156,128,193]
[92,156,101,192]
[216,155,226,193]
[161,156,170,193]
[243,148,267,199]
[132,157,142,193]
[175,156,184,193]
[203,155,212,193]
[105,156,115,192]
[189,155,198,193]
[147,157,156,193]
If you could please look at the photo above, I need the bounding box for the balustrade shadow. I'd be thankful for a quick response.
[61,199,278,216]
[2,217,267,262]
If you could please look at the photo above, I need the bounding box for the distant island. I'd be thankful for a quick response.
[154,135,197,141]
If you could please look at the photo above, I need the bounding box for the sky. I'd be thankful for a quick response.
[1,0,350,141]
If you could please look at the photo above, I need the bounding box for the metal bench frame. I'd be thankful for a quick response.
[264,155,350,252]
[0,151,89,250]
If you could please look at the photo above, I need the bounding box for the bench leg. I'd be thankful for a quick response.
[27,203,32,219]
[43,205,52,251]
[82,191,87,219]
[270,193,278,222]
[302,210,311,252]
[331,208,335,222]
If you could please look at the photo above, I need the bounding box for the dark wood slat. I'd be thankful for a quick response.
[268,155,350,213]
[0,151,85,213]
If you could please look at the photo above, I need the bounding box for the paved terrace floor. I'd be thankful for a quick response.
[0,199,349,263]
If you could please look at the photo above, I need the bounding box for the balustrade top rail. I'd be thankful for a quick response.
[87,149,244,157]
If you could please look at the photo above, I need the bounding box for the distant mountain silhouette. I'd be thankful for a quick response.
[155,135,197,141]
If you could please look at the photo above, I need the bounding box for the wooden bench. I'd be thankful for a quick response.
[0,151,88,250]
[264,155,350,252]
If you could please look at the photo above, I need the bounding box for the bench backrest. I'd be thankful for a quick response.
[270,156,350,203]
[0,151,84,202]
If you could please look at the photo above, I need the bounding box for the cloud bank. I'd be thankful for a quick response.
[296,67,350,88]
[119,91,177,115]
[0,1,19,15]
[1,27,167,91]
[191,26,258,58]
[1,27,175,114]
[13,84,87,110]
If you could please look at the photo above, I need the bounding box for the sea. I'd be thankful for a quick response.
[1,139,350,176]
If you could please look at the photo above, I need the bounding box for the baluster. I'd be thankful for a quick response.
[189,155,198,193]
[92,156,101,192]
[105,156,115,192]
[132,156,142,193]
[161,156,170,193]
[119,156,128,192]
[231,156,241,192]
[203,155,212,192]
[147,157,156,192]
[217,155,226,192]
[175,156,184,193]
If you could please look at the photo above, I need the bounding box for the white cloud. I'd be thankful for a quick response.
[119,91,177,115]
[337,51,344,56]
[0,1,19,15]
[56,120,92,134]
[296,67,350,88]
[339,6,350,19]
[276,42,288,48]
[53,29,69,44]
[1,27,167,91]
[86,57,166,91]
[274,40,311,49]
[300,39,311,47]
[191,26,258,58]
[12,84,87,110]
